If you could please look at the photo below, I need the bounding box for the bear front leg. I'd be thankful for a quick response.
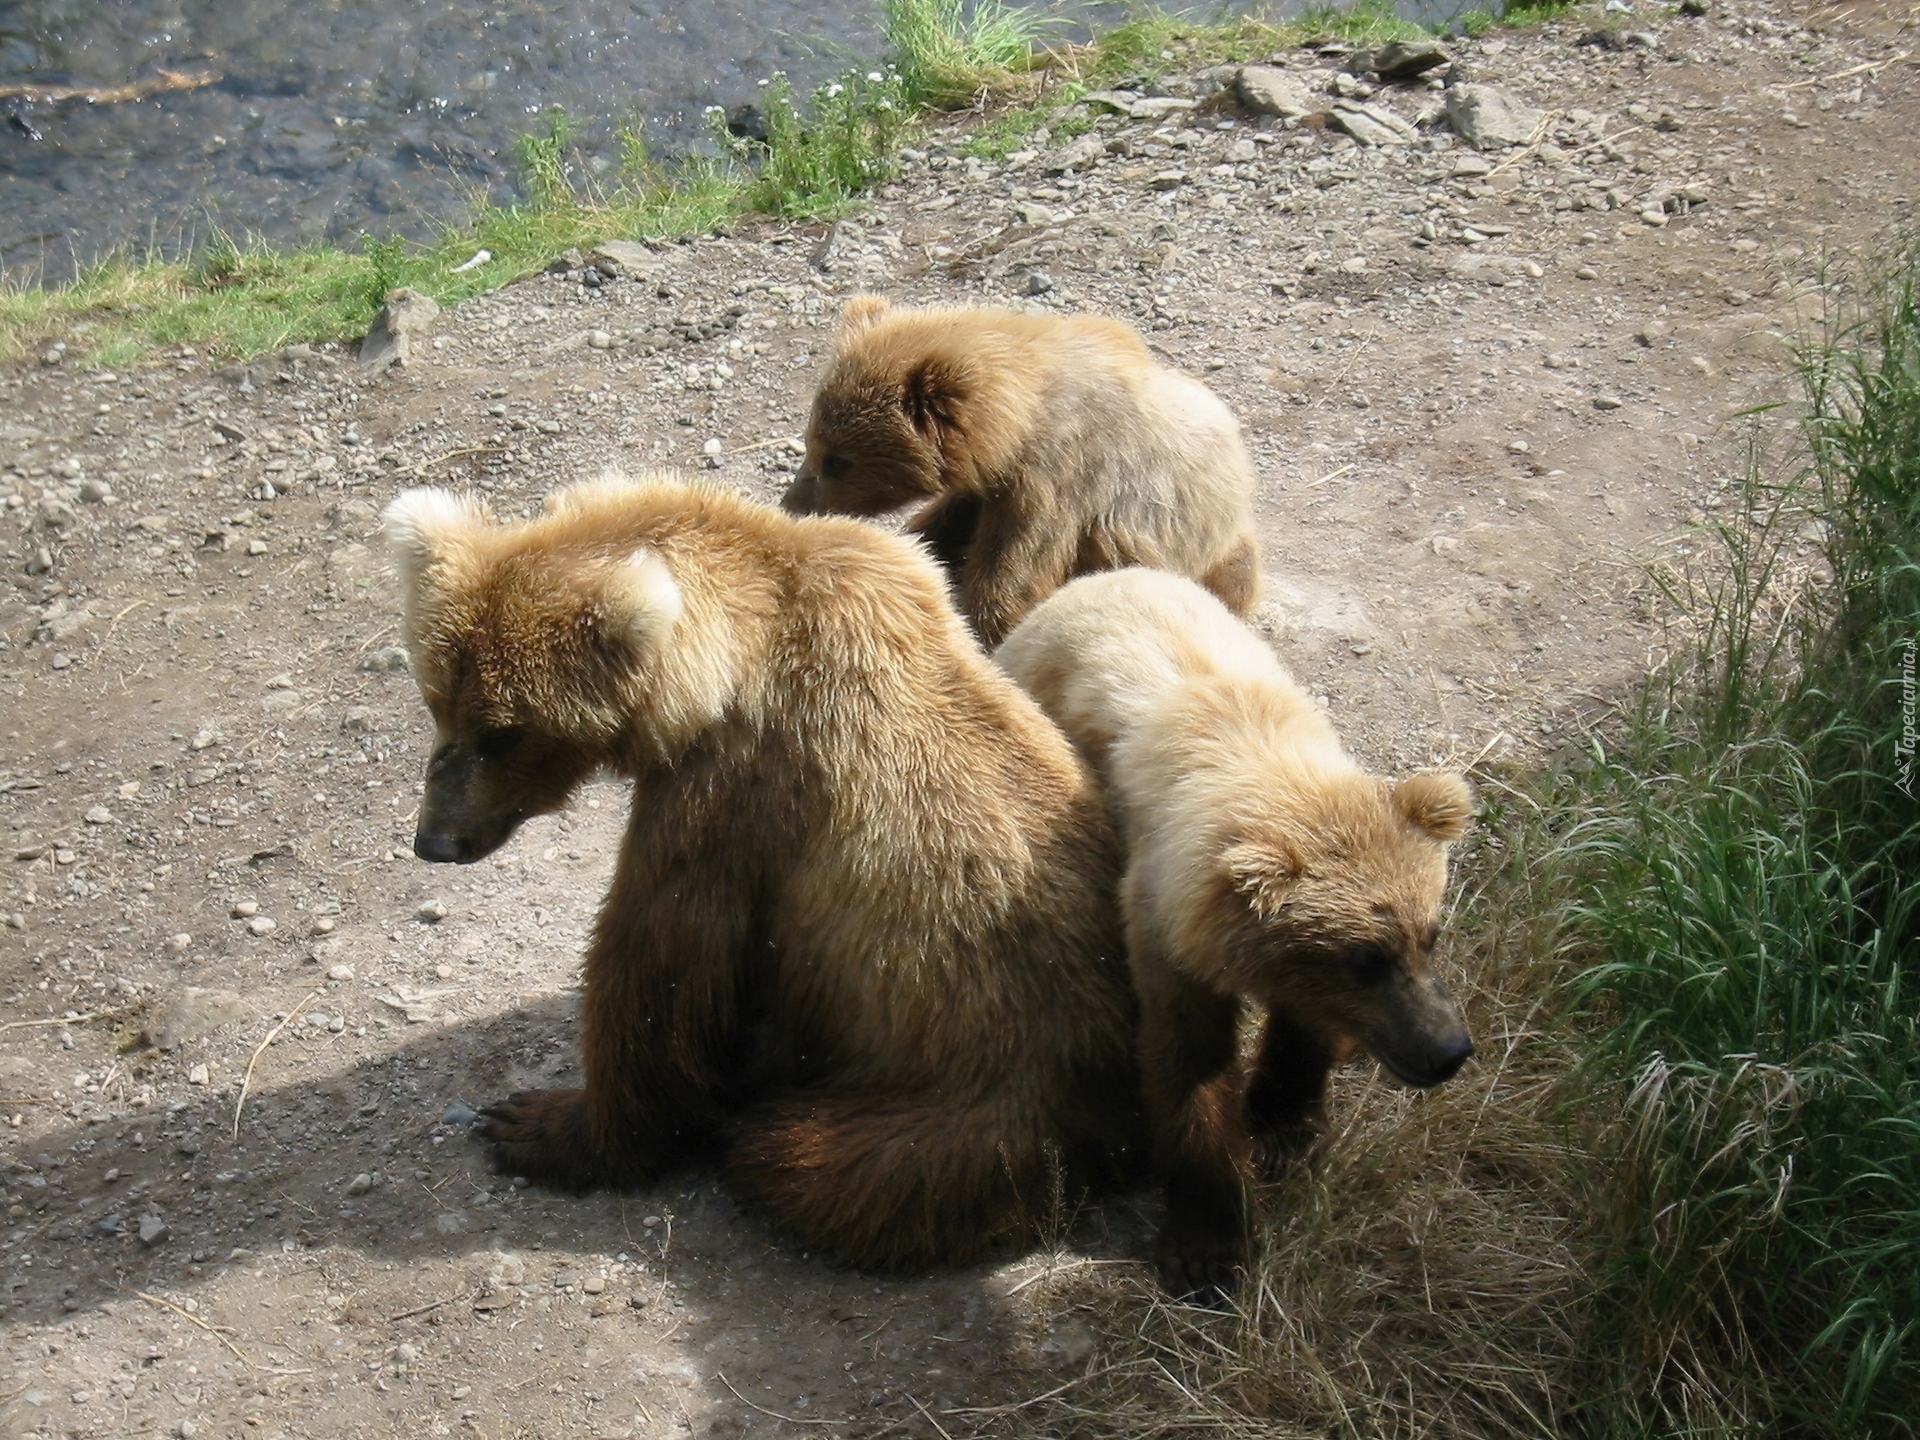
[959,498,1083,648]
[1134,939,1252,1303]
[1244,1008,1346,1173]
[907,492,982,578]
[481,855,757,1190]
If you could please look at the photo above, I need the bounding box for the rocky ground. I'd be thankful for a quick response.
[2,2,1917,1436]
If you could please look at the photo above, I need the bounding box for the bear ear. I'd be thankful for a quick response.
[1223,839,1302,921]
[599,546,684,659]
[384,488,490,591]
[1395,772,1475,842]
[837,294,892,338]
[903,354,971,439]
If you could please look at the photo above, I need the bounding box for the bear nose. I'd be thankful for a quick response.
[414,831,463,864]
[780,474,816,513]
[1427,1030,1474,1083]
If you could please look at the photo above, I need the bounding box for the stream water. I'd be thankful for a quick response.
[0,1,1462,282]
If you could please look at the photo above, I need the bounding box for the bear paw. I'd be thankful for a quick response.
[478,1088,601,1190]
[1154,1222,1246,1308]
[1249,1117,1328,1178]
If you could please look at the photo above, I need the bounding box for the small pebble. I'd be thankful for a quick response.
[1593,395,1626,411]
[417,899,448,923]
[168,933,192,953]
[442,1101,479,1126]
[232,901,259,918]
[246,916,277,936]
[188,1064,209,1085]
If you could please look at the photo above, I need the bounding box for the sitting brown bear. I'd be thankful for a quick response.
[781,296,1263,646]
[384,472,1140,1270]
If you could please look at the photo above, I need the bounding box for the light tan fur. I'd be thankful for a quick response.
[780,297,1263,646]
[996,569,1474,1297]
[383,474,1139,1271]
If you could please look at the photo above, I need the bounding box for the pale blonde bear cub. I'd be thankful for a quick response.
[995,568,1476,1299]
[781,296,1263,646]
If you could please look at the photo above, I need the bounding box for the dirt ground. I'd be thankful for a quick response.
[2,2,1916,1435]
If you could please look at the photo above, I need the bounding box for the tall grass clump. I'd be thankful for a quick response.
[880,0,1050,107]
[1560,236,1920,1435]
[711,68,910,218]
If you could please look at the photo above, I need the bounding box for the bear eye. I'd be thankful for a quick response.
[1345,946,1396,987]
[474,726,525,761]
[821,453,853,480]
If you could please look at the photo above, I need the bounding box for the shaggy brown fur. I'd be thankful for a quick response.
[780,296,1262,646]
[996,569,1475,1299]
[384,474,1139,1270]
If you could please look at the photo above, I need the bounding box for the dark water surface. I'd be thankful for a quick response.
[1,0,924,277]
[0,1,1457,281]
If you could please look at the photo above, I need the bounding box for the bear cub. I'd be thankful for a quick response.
[385,473,1139,1271]
[781,296,1262,646]
[996,568,1475,1298]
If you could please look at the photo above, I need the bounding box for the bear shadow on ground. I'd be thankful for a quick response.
[5,991,1158,1385]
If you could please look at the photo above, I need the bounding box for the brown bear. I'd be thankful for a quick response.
[995,568,1475,1299]
[384,473,1139,1270]
[779,296,1262,647]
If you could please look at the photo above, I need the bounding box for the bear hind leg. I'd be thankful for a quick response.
[1198,531,1262,617]
[725,1088,1079,1272]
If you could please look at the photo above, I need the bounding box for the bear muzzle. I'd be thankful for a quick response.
[1366,974,1475,1089]
[1373,1025,1474,1089]
[780,471,819,514]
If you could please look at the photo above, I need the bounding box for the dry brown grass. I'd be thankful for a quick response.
[999,824,1596,1440]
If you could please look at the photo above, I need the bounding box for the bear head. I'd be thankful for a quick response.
[782,295,990,518]
[1204,769,1476,1088]
[383,485,686,864]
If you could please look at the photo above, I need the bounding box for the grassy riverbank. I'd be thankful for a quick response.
[0,0,1558,366]
[1028,240,1920,1439]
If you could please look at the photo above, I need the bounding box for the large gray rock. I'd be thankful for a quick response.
[1369,39,1449,81]
[1331,100,1417,147]
[1445,84,1547,149]
[1234,65,1317,118]
[585,240,661,279]
[143,987,251,1050]
[1043,132,1107,174]
[357,288,440,371]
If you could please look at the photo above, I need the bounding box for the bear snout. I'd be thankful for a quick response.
[413,830,466,864]
[780,472,819,514]
[1423,1027,1475,1085]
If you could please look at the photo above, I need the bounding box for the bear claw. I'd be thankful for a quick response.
[476,1088,598,1191]
[1155,1228,1246,1308]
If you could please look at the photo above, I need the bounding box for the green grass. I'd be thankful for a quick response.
[880,0,1053,107]
[1004,238,1920,1440]
[0,63,890,365]
[712,68,912,218]
[1554,236,1920,1434]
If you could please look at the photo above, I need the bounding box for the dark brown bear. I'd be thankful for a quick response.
[384,472,1138,1270]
